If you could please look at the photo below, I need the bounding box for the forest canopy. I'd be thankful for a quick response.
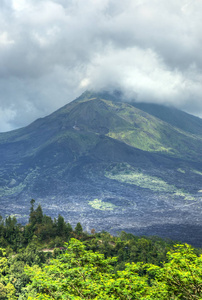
[0,201,202,299]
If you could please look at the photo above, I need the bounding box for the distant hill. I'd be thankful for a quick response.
[0,91,202,246]
[132,102,202,137]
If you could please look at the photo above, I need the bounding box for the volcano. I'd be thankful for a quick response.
[0,91,202,246]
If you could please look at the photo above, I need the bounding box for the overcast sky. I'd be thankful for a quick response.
[0,0,202,132]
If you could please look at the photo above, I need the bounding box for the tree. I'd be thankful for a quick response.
[25,238,117,299]
[74,222,83,237]
[56,214,65,236]
[29,199,35,223]
[65,223,73,240]
[29,203,43,228]
[0,283,6,299]
[151,244,202,299]
[35,205,43,224]
[24,241,202,299]
[5,283,17,300]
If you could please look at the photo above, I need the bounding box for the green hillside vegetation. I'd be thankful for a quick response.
[132,102,202,137]
[105,163,196,200]
[0,202,202,299]
[88,198,117,210]
[104,100,202,160]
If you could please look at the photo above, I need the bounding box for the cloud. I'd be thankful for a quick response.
[85,47,202,111]
[0,0,202,131]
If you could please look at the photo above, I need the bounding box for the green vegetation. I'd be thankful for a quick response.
[105,163,196,201]
[132,101,202,137]
[177,168,186,174]
[106,164,176,193]
[88,199,117,210]
[102,99,202,160]
[26,241,202,299]
[192,169,202,176]
[0,202,202,298]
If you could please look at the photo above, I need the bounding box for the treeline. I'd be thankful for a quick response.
[0,201,202,299]
[0,200,177,266]
[26,240,202,299]
[0,199,82,250]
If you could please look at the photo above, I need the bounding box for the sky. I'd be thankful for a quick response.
[0,0,202,132]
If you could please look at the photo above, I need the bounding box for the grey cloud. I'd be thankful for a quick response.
[0,0,202,131]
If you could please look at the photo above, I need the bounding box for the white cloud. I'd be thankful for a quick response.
[0,0,202,131]
[0,107,16,132]
[84,46,202,113]
[0,32,15,46]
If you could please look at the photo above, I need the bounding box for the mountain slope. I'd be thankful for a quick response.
[0,91,202,246]
[132,102,202,137]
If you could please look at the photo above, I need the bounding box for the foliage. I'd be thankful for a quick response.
[0,200,75,251]
[152,244,202,299]
[24,240,202,299]
[0,203,202,299]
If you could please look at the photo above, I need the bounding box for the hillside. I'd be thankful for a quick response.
[132,102,202,137]
[0,91,202,246]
